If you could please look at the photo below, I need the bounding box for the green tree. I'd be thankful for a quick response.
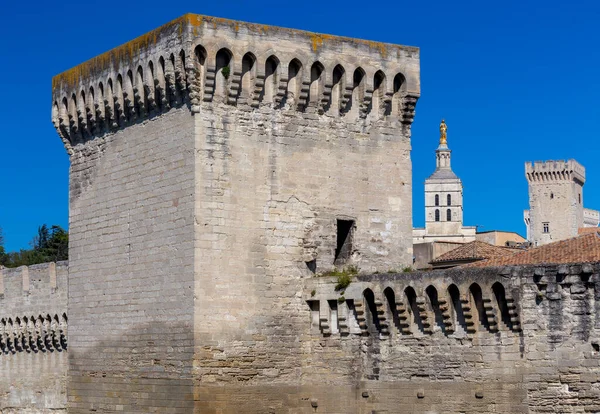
[0,227,8,267]
[41,225,69,262]
[33,224,50,251]
[6,249,47,268]
[0,224,68,268]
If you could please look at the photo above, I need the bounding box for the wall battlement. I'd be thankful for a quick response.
[307,263,600,342]
[307,268,522,337]
[0,262,68,354]
[0,262,68,412]
[584,207,599,221]
[286,263,600,413]
[51,14,420,154]
[525,159,586,184]
[0,261,67,299]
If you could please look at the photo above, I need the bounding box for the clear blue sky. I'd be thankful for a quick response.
[1,0,599,251]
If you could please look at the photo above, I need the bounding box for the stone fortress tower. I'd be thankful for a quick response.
[524,159,599,246]
[413,120,476,244]
[51,14,419,412]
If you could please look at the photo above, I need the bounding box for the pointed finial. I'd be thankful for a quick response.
[439,119,447,145]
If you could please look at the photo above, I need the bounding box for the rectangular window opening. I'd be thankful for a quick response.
[543,222,549,233]
[305,259,317,274]
[334,219,355,265]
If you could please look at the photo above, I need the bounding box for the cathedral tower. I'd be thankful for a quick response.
[413,121,476,244]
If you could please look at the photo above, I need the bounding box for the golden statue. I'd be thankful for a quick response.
[439,119,447,145]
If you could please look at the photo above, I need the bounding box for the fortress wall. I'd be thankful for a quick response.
[50,14,420,412]
[66,107,197,412]
[196,263,600,413]
[189,21,420,414]
[0,262,68,413]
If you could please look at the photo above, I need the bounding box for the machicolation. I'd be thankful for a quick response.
[52,14,419,155]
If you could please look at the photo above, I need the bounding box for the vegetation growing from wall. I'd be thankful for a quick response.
[0,224,68,268]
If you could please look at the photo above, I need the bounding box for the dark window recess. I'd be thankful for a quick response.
[334,219,355,265]
[446,209,451,221]
[305,259,317,274]
[435,209,440,222]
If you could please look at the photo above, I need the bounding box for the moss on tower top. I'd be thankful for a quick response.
[52,13,418,91]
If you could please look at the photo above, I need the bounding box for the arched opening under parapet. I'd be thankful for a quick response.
[469,283,490,332]
[215,48,233,101]
[239,52,256,103]
[363,288,380,335]
[80,90,88,127]
[404,286,424,334]
[61,97,69,122]
[88,87,96,123]
[105,79,116,127]
[492,282,512,330]
[178,50,187,94]
[136,66,146,115]
[390,72,406,116]
[125,70,136,120]
[286,58,303,107]
[115,75,125,124]
[0,318,5,353]
[448,284,467,333]
[371,70,386,117]
[146,61,157,111]
[262,55,279,104]
[384,287,400,334]
[426,285,446,334]
[309,61,324,107]
[346,67,365,116]
[69,94,79,138]
[59,97,70,138]
[193,46,207,104]
[195,45,207,66]
[14,317,22,351]
[328,64,345,115]
[156,57,167,107]
[52,101,59,127]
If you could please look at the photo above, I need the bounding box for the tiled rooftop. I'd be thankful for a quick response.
[431,241,520,264]
[466,231,600,268]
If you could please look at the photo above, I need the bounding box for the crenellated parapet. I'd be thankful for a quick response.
[525,159,586,184]
[0,262,68,356]
[51,14,420,154]
[307,262,600,341]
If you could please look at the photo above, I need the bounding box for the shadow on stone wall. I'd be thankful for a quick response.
[67,321,194,413]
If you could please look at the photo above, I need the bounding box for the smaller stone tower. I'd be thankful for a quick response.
[524,159,599,246]
[413,120,476,244]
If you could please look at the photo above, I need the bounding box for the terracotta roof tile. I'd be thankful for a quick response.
[578,227,600,235]
[431,241,520,264]
[465,232,600,268]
